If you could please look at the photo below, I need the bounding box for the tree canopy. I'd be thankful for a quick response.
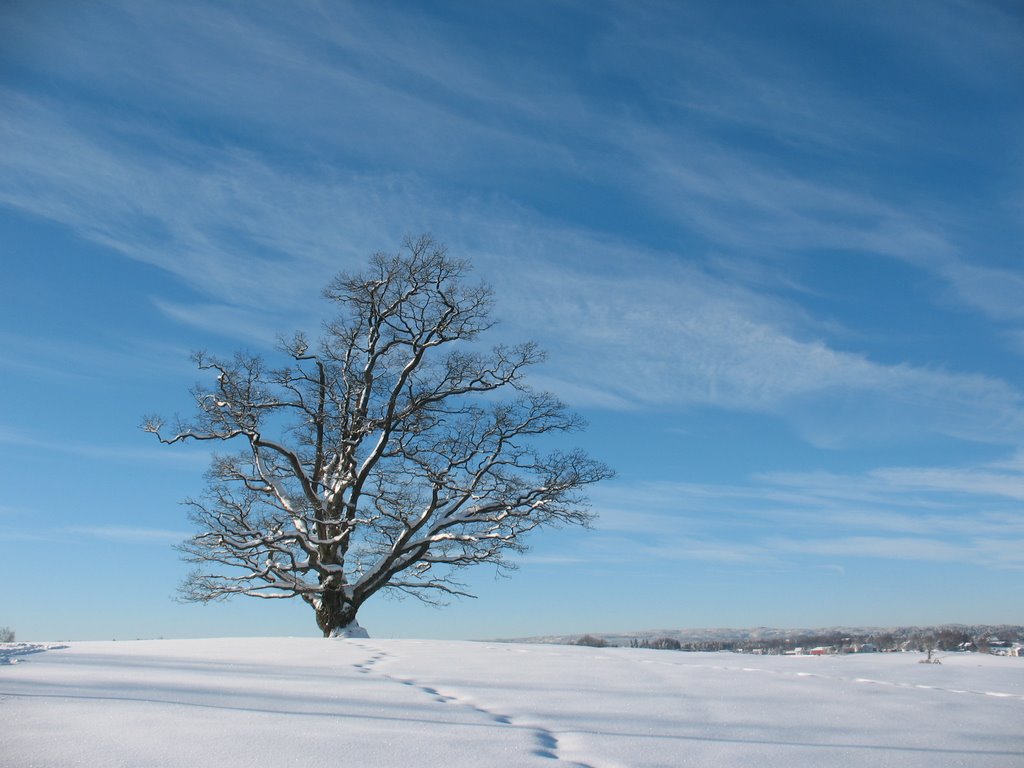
[145,235,612,636]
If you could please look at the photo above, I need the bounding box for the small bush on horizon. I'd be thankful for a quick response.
[0,627,14,643]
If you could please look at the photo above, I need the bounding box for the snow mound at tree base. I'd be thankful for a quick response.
[329,621,369,638]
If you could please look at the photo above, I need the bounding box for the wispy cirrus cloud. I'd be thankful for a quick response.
[0,424,210,468]
[2,0,1022,452]
[499,237,1024,445]
[0,525,186,545]
[0,330,196,383]
[64,525,186,543]
[3,89,1023,448]
[581,452,1024,570]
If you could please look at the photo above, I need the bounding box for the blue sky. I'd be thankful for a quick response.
[2,0,1022,641]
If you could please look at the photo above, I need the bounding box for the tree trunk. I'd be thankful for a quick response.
[315,590,358,637]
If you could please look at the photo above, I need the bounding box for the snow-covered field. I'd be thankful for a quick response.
[1,638,1021,767]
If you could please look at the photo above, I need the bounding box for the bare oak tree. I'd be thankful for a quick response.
[145,236,612,636]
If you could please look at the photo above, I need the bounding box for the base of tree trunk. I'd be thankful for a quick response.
[328,620,370,639]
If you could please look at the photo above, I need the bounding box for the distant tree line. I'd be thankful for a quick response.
[629,637,682,650]
[582,625,1024,655]
[571,634,609,648]
[0,627,14,643]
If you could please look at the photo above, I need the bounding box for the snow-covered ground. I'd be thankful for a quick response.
[1,638,1021,767]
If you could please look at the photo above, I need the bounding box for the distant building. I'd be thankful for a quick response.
[986,638,1012,655]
